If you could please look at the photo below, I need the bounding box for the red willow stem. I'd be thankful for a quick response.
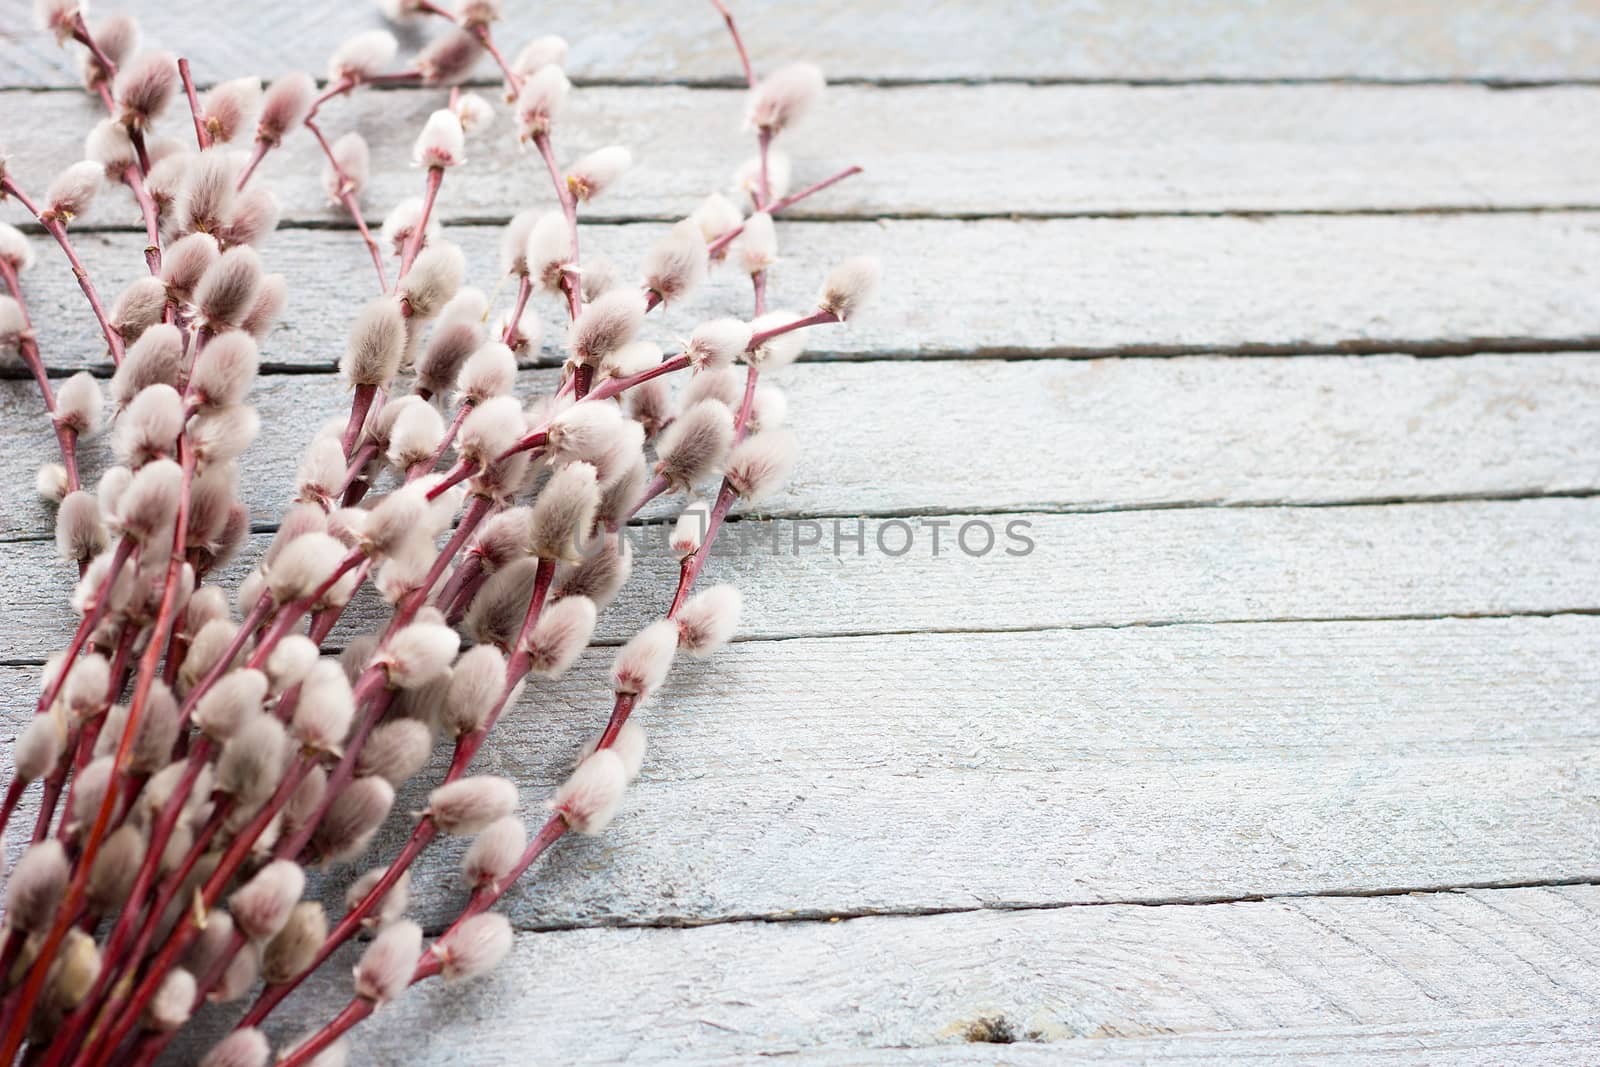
[122,164,163,274]
[70,16,121,94]
[2,443,194,1061]
[502,276,533,346]
[399,166,445,282]
[0,176,126,364]
[710,0,757,88]
[703,164,866,263]
[178,58,210,148]
[274,999,373,1067]
[306,116,388,291]
[531,131,583,324]
[341,383,378,457]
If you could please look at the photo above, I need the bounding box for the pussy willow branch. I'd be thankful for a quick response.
[0,259,82,492]
[0,177,126,363]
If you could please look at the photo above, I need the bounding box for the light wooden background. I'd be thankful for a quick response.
[4,1,1600,1063]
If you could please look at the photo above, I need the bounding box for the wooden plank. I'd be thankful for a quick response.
[163,886,1600,1064]
[8,215,1600,375]
[8,616,1600,925]
[8,354,1600,543]
[5,1,1600,87]
[4,497,1600,664]
[9,84,1600,223]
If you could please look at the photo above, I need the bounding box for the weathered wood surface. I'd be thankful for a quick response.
[162,886,1600,1064]
[6,0,1600,88]
[4,495,1600,665]
[8,353,1600,542]
[8,616,1600,928]
[9,84,1600,222]
[8,214,1600,375]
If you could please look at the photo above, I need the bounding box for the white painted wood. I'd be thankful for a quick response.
[9,84,1600,223]
[4,497,1600,664]
[8,354,1600,543]
[6,1,1600,88]
[8,214,1600,375]
[160,886,1600,1064]
[8,616,1600,927]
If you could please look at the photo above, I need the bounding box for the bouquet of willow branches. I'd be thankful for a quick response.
[0,0,877,1061]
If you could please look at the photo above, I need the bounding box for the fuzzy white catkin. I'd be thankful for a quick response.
[499,210,538,276]
[524,210,570,291]
[549,749,628,834]
[456,394,524,466]
[655,398,734,489]
[55,371,102,435]
[643,219,709,304]
[45,160,103,220]
[329,29,397,83]
[200,1027,270,1067]
[528,461,599,561]
[400,241,466,318]
[733,211,776,275]
[194,668,267,741]
[436,912,513,980]
[418,28,482,86]
[265,634,318,693]
[610,619,678,696]
[355,718,433,785]
[0,221,35,271]
[443,644,506,737]
[380,621,461,689]
[676,585,743,657]
[200,77,262,144]
[515,64,569,140]
[462,815,526,888]
[56,490,107,563]
[266,531,348,603]
[143,967,196,1030]
[217,716,287,806]
[746,62,825,134]
[381,196,441,255]
[414,108,466,168]
[387,399,446,468]
[340,296,407,387]
[36,462,67,503]
[355,920,422,1004]
[229,860,305,941]
[429,776,518,835]
[686,318,752,369]
[567,145,631,202]
[725,428,798,501]
[817,255,882,322]
[258,71,315,144]
[524,594,596,677]
[457,341,518,404]
[85,118,136,177]
[323,131,370,201]
[292,659,355,751]
[114,49,177,123]
[15,713,64,783]
[454,91,494,134]
[567,288,645,366]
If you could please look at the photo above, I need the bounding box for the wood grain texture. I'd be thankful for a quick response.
[7,353,1600,542]
[9,84,1600,223]
[5,496,1600,664]
[7,214,1600,375]
[160,886,1600,1064]
[7,616,1600,928]
[6,1,1600,88]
